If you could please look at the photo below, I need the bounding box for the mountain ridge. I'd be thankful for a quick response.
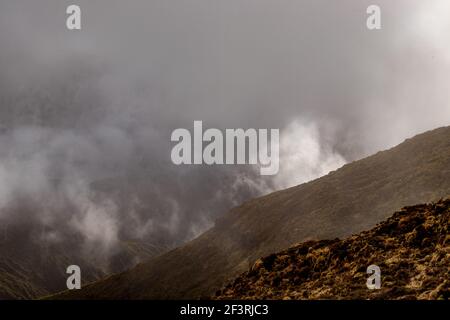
[51,125,450,299]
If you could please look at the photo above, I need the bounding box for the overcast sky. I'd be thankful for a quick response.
[0,1,449,263]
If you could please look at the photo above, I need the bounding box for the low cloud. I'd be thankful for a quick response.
[273,120,346,189]
[0,0,449,267]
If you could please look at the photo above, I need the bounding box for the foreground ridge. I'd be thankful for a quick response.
[216,199,450,300]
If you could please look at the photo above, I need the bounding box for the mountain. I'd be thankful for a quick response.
[0,205,170,300]
[52,126,450,299]
[0,220,104,300]
[0,231,166,300]
[216,199,449,300]
[0,168,180,299]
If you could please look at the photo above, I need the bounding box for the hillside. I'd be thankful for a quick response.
[0,172,176,299]
[52,126,450,299]
[0,220,169,300]
[216,199,449,300]
[0,222,104,299]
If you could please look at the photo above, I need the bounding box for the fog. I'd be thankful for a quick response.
[0,0,449,265]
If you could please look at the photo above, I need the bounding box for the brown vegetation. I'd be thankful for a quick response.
[216,199,449,300]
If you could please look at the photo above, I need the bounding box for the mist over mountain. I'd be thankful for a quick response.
[53,126,450,299]
[1,0,450,299]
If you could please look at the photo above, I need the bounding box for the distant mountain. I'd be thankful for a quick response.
[0,219,104,299]
[216,199,449,300]
[52,125,450,299]
[0,164,182,300]
[0,206,170,299]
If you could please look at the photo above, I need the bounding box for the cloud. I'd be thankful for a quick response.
[0,0,449,266]
[273,120,346,189]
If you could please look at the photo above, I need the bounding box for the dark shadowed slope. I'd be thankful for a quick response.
[53,126,450,299]
[217,199,449,300]
[0,234,167,300]
[0,215,169,300]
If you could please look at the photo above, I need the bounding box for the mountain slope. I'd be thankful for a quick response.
[0,217,169,300]
[53,126,450,299]
[216,199,449,300]
[0,224,105,300]
[0,174,176,299]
